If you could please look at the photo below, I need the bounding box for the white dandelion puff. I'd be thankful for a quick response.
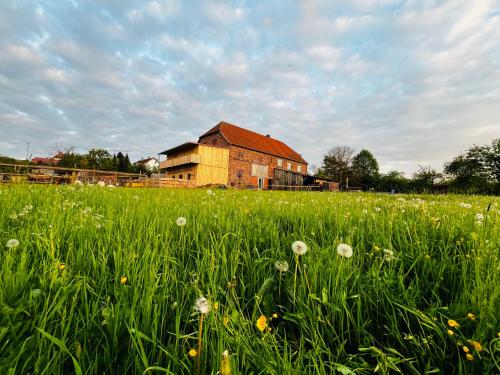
[176,217,187,227]
[6,239,19,248]
[374,207,381,212]
[274,260,289,272]
[460,202,472,209]
[383,249,395,262]
[475,213,484,222]
[194,297,211,314]
[337,243,353,258]
[207,189,213,196]
[291,241,307,256]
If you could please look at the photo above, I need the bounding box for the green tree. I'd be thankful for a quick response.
[351,149,379,190]
[412,165,443,192]
[321,146,354,188]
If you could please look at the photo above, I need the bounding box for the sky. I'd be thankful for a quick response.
[1,0,499,175]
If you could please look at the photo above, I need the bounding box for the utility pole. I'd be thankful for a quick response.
[26,142,30,161]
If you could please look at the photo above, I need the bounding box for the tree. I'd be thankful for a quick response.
[351,149,379,190]
[412,165,443,192]
[321,146,354,188]
[378,170,409,193]
[87,149,112,170]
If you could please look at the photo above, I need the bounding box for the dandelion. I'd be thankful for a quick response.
[58,263,66,271]
[447,330,454,336]
[6,239,19,248]
[475,213,484,222]
[460,202,472,208]
[374,207,381,212]
[471,341,482,352]
[383,249,395,262]
[120,276,128,285]
[220,350,231,375]
[176,217,187,227]
[195,297,211,314]
[256,315,267,332]
[463,346,470,353]
[291,241,307,256]
[207,189,213,196]
[467,312,476,321]
[188,348,197,357]
[466,353,473,361]
[448,319,460,328]
[337,243,353,258]
[9,212,17,220]
[274,260,289,272]
[213,302,219,310]
[272,313,278,319]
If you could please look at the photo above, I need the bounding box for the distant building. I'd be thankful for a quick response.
[159,121,308,189]
[31,152,63,166]
[135,157,159,172]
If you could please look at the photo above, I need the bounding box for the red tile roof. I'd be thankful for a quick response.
[199,121,307,164]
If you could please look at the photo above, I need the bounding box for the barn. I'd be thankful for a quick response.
[159,121,308,189]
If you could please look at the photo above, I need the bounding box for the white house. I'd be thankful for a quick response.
[135,157,159,172]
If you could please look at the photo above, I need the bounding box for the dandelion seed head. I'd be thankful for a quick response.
[291,241,307,256]
[383,249,395,262]
[337,243,353,258]
[195,296,211,314]
[176,217,187,227]
[475,213,484,222]
[274,260,289,272]
[6,239,19,248]
[207,189,213,196]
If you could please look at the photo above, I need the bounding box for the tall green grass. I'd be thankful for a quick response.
[0,185,499,374]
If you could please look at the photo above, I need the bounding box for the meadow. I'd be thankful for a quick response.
[0,185,499,374]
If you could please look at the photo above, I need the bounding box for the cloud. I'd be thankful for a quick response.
[0,0,499,174]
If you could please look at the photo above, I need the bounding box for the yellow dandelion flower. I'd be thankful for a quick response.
[467,313,476,321]
[447,330,454,336]
[223,315,230,327]
[58,263,66,271]
[220,350,231,375]
[213,302,219,310]
[471,341,482,352]
[188,348,197,357]
[448,319,460,328]
[462,346,470,353]
[466,353,473,361]
[120,276,128,285]
[256,315,267,332]
[373,245,380,251]
[272,313,278,319]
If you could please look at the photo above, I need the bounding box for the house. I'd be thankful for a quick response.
[135,157,159,172]
[159,121,308,189]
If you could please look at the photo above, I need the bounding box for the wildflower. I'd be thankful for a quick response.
[460,202,472,208]
[9,212,17,220]
[471,341,482,352]
[207,189,213,195]
[188,348,197,357]
[337,243,353,258]
[373,245,381,252]
[291,241,307,256]
[462,346,470,353]
[220,350,231,375]
[447,330,454,336]
[467,312,476,321]
[256,315,267,332]
[6,239,19,248]
[58,263,66,271]
[272,313,278,319]
[223,315,230,326]
[195,297,211,314]
[213,302,219,310]
[448,319,460,328]
[466,353,473,361]
[120,276,128,285]
[475,213,484,222]
[383,249,395,262]
[274,260,289,272]
[176,217,187,227]
[374,207,381,212]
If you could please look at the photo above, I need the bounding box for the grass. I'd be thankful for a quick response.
[0,185,499,374]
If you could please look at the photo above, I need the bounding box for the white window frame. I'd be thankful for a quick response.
[287,162,292,170]
[277,158,283,167]
[297,165,302,173]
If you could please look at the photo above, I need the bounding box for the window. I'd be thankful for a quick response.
[287,163,292,170]
[297,165,302,173]
[277,158,283,167]
[179,175,183,180]
[172,175,175,179]
[187,174,191,180]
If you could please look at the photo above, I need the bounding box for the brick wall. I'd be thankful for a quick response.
[199,131,307,188]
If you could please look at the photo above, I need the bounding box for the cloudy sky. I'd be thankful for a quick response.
[1,0,499,174]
